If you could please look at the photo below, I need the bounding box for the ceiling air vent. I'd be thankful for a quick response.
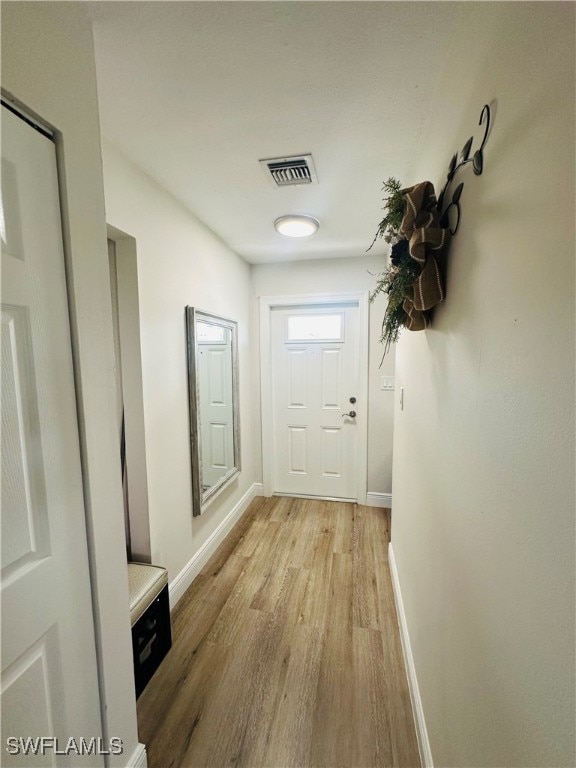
[260,154,318,188]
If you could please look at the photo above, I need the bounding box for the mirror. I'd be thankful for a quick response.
[186,307,240,516]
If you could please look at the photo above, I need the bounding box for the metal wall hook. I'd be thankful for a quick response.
[437,104,491,234]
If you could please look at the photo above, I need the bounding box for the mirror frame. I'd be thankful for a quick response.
[186,307,241,516]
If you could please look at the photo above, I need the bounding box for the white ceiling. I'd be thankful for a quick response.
[88,2,463,264]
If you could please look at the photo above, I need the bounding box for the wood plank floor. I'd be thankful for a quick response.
[137,496,421,768]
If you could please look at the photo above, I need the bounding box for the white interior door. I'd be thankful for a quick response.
[271,304,360,499]
[197,338,234,489]
[1,105,103,765]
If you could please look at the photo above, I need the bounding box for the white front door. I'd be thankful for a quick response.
[271,304,360,499]
[1,105,103,765]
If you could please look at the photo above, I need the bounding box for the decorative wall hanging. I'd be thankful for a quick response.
[368,104,491,359]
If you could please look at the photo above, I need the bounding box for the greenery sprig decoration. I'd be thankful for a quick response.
[366,177,404,251]
[369,168,457,361]
[369,236,420,358]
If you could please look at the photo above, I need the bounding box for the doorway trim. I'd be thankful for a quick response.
[107,225,151,563]
[259,291,369,504]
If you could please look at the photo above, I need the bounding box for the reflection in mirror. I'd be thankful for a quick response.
[196,320,233,491]
[186,308,240,516]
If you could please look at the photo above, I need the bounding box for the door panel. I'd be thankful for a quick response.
[1,105,103,765]
[287,426,308,474]
[209,422,227,468]
[271,304,359,499]
[2,627,65,767]
[1,305,51,578]
[321,348,342,408]
[321,427,343,477]
[287,349,306,407]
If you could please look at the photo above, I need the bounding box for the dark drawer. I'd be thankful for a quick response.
[131,584,172,698]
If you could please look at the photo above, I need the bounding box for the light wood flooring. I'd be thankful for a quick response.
[137,496,421,768]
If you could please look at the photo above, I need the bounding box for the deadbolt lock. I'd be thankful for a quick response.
[349,396,357,404]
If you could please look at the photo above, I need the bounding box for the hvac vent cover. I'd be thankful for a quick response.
[260,154,318,187]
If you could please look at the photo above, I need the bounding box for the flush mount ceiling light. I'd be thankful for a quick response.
[274,215,319,238]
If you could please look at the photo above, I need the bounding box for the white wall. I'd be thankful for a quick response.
[101,140,257,586]
[1,4,140,765]
[251,255,395,495]
[391,4,575,767]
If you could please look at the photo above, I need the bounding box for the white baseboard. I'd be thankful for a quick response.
[126,743,147,768]
[388,543,433,768]
[365,492,392,508]
[169,482,263,608]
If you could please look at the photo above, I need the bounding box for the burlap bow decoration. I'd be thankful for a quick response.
[398,181,451,331]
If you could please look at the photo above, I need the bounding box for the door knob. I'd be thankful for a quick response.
[342,410,357,418]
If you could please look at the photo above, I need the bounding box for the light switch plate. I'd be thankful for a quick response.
[380,376,395,391]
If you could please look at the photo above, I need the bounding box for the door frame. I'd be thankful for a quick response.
[107,227,151,563]
[259,291,369,504]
